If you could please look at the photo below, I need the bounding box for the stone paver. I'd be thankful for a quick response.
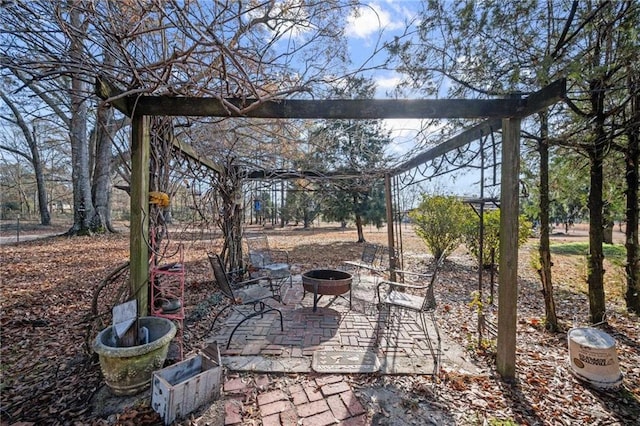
[261,400,294,417]
[304,384,324,402]
[296,399,330,418]
[257,389,288,406]
[320,381,351,396]
[223,375,369,425]
[301,410,338,426]
[223,377,247,393]
[315,375,343,386]
[224,400,243,425]
[280,408,299,426]
[340,414,369,426]
[340,390,366,416]
[289,384,309,405]
[262,413,280,426]
[327,394,351,420]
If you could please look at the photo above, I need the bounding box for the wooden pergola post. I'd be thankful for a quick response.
[496,116,521,379]
[130,114,150,316]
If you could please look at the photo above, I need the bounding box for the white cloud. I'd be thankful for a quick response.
[345,3,404,39]
[374,75,401,91]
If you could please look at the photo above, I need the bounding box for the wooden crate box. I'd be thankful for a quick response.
[151,344,222,425]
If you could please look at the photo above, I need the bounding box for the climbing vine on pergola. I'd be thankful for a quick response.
[96,76,566,379]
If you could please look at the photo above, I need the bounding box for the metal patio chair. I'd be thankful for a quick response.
[207,253,283,349]
[342,243,381,284]
[245,234,293,287]
[376,253,445,375]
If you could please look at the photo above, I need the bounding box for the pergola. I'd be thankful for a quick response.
[96,77,566,379]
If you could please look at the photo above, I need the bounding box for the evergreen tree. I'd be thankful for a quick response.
[307,76,391,242]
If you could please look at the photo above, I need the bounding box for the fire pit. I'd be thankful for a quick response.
[301,269,352,312]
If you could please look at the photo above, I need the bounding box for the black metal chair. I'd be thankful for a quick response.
[342,243,381,284]
[246,234,293,288]
[376,254,445,375]
[207,253,283,349]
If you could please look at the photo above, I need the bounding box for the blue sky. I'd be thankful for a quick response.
[344,1,421,95]
[340,2,485,197]
[343,2,425,161]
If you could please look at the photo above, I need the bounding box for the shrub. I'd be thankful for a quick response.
[463,209,532,267]
[409,195,469,260]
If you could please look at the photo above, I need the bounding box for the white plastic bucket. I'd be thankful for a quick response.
[567,327,623,389]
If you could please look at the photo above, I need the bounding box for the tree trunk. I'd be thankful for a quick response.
[0,91,52,226]
[27,125,50,225]
[33,142,51,226]
[303,207,311,228]
[355,213,365,243]
[91,48,118,233]
[353,193,366,242]
[91,101,114,233]
[587,80,607,324]
[67,4,94,236]
[625,73,640,314]
[587,151,607,324]
[603,219,614,244]
[537,111,558,331]
[219,166,244,273]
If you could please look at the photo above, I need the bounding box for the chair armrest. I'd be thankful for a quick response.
[236,276,272,288]
[359,263,384,272]
[343,260,365,267]
[377,280,429,291]
[377,279,427,304]
[392,269,434,278]
[227,267,244,275]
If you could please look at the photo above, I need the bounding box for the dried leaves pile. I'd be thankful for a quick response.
[1,224,638,425]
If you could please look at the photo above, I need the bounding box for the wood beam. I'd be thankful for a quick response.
[171,138,225,175]
[96,76,565,121]
[392,119,502,176]
[131,97,525,119]
[520,78,566,116]
[496,116,521,379]
[130,115,150,316]
[94,76,131,116]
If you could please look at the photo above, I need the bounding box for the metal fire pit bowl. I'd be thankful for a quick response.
[301,269,352,312]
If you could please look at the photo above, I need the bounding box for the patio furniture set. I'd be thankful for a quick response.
[207,235,445,374]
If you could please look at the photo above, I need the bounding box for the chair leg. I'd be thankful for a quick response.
[224,306,283,349]
[386,304,391,327]
[429,311,441,375]
[206,303,234,336]
[273,306,284,331]
[419,311,440,376]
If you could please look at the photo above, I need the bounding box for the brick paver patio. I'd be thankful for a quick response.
[208,272,476,425]
[211,274,444,373]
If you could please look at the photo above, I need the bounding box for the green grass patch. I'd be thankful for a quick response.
[550,242,626,266]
